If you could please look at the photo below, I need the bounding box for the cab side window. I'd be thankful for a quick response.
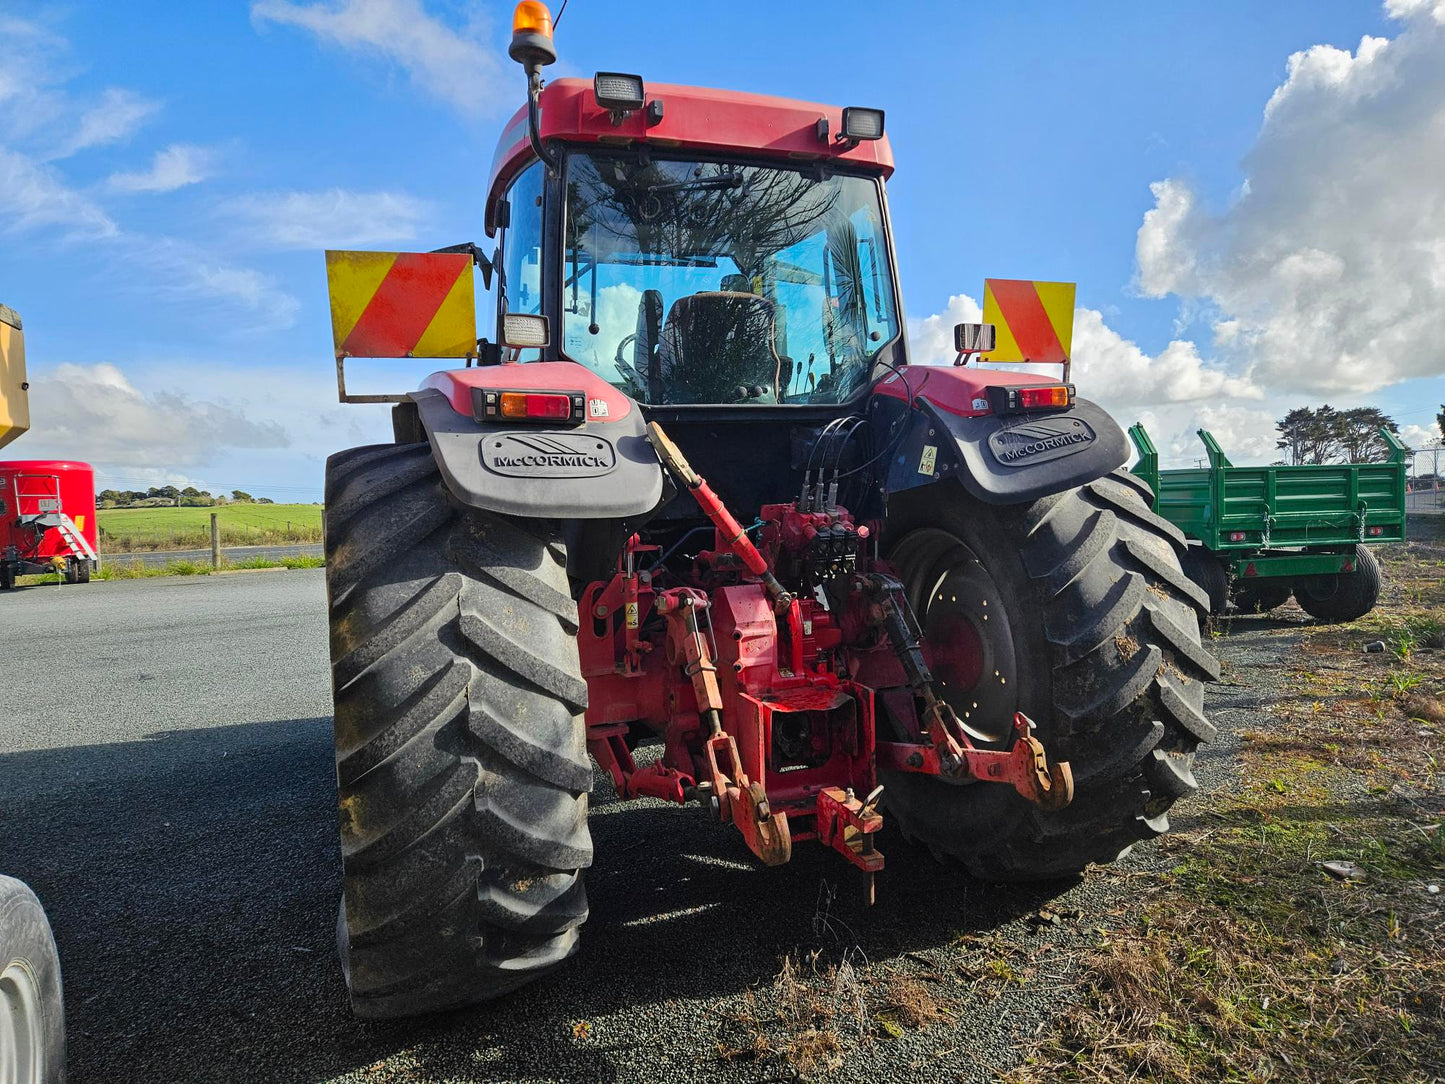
[499,162,544,361]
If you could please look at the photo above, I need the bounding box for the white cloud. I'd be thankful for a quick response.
[0,19,292,323]
[224,188,429,248]
[133,237,301,326]
[50,87,160,158]
[23,363,291,470]
[1401,422,1444,450]
[1133,402,1283,468]
[108,144,217,193]
[0,146,117,238]
[251,0,505,115]
[1135,7,1445,394]
[0,16,69,143]
[0,146,296,322]
[1068,308,1262,406]
[1383,0,1441,19]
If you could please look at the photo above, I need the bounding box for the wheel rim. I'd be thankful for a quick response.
[1296,574,1342,603]
[890,527,1019,744]
[0,959,44,1084]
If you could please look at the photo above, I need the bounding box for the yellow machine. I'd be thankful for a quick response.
[0,303,29,451]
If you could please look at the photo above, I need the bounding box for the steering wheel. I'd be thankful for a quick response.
[612,333,651,398]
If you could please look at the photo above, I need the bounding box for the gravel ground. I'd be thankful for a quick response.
[102,542,324,568]
[0,571,1288,1083]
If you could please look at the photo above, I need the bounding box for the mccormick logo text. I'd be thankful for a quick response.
[483,433,617,478]
[995,430,1091,462]
[987,419,1096,468]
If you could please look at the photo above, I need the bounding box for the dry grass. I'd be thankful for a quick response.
[1009,536,1445,1083]
[881,975,948,1029]
[713,947,961,1078]
[1403,693,1445,725]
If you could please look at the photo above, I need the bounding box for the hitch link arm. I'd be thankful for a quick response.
[867,575,1073,811]
[656,589,792,866]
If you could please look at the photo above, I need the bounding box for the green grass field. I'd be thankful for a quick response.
[97,504,323,551]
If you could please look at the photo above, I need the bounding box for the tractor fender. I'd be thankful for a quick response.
[877,393,1129,505]
[410,366,665,519]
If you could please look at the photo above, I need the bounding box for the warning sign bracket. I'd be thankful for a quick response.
[335,355,411,405]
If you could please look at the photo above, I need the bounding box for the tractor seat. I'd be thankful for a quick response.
[655,291,782,404]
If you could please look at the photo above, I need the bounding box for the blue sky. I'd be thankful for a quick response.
[3,0,1443,499]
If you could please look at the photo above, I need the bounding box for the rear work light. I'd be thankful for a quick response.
[839,106,885,143]
[986,383,1075,414]
[473,388,585,424]
[594,72,645,113]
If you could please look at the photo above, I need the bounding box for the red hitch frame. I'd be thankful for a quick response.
[579,423,1072,900]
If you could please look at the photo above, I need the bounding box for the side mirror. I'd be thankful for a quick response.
[954,322,996,354]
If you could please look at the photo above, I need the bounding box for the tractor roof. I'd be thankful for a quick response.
[485,77,894,234]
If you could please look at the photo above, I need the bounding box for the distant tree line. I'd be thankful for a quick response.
[97,486,275,509]
[1275,406,1399,465]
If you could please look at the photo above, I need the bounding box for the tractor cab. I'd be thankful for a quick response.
[484,86,901,409]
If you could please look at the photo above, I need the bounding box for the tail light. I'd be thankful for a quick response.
[1366,525,1383,537]
[473,388,585,424]
[986,383,1075,414]
[1228,531,1247,542]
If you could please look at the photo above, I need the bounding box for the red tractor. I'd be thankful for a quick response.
[321,2,1218,1019]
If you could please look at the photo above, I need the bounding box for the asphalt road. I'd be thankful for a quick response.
[0,570,1273,1083]
[103,542,325,568]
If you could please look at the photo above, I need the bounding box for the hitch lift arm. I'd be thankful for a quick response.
[866,574,1074,811]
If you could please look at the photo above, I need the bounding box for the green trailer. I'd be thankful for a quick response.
[1129,423,1407,622]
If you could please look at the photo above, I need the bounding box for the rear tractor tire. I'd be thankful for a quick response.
[324,443,592,1019]
[1178,545,1228,617]
[883,468,1219,881]
[1293,545,1381,624]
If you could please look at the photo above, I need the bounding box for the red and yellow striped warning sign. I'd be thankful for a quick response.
[325,251,476,358]
[981,279,1075,364]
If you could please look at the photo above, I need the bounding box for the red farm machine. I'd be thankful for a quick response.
[0,459,101,590]
[319,2,1219,1019]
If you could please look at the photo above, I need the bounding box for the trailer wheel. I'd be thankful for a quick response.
[324,443,592,1019]
[0,875,66,1084]
[883,469,1219,881]
[1232,581,1292,614]
[1179,545,1228,617]
[1294,546,1381,623]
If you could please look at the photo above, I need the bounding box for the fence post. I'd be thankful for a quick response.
[211,513,220,570]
